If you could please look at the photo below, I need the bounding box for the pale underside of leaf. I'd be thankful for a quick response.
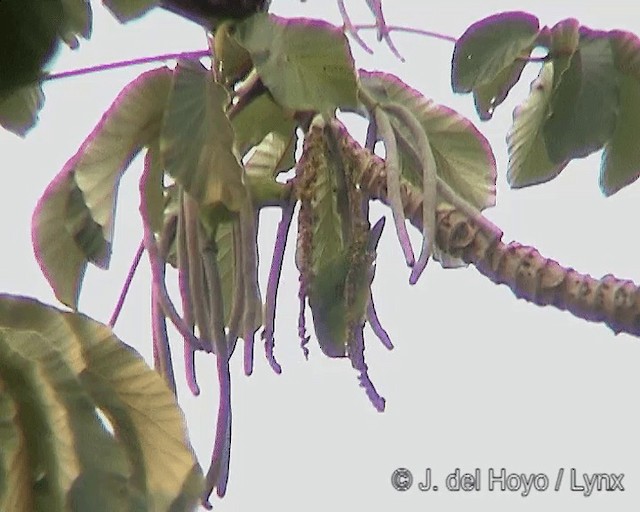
[507,62,568,187]
[67,315,202,510]
[0,295,203,510]
[32,170,89,308]
[71,67,172,253]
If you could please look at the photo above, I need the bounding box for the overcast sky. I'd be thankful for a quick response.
[2,1,640,510]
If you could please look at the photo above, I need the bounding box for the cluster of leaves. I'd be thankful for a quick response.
[0,295,202,511]
[23,4,498,506]
[7,1,640,510]
[452,11,640,195]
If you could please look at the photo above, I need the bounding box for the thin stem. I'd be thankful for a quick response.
[109,239,145,328]
[338,0,374,55]
[352,23,457,44]
[45,50,210,82]
[262,199,296,374]
[373,106,415,268]
[139,187,201,351]
[184,193,213,351]
[225,222,245,358]
[239,204,260,376]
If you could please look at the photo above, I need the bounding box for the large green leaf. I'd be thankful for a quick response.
[102,0,159,22]
[32,171,89,309]
[33,67,171,307]
[72,66,171,254]
[233,13,358,113]
[361,71,496,211]
[452,11,539,117]
[507,62,568,187]
[0,294,203,511]
[161,60,247,212]
[0,85,45,137]
[543,34,619,163]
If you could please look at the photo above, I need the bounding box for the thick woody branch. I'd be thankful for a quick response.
[336,124,640,338]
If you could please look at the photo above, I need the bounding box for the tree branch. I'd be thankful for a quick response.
[335,121,640,338]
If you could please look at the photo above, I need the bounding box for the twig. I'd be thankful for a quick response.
[45,50,210,81]
[352,23,457,44]
[109,239,145,327]
[262,199,296,374]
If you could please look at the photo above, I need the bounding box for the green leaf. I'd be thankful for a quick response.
[65,315,202,510]
[507,62,568,187]
[0,298,131,511]
[161,60,247,212]
[360,71,496,211]
[69,66,171,259]
[245,131,295,206]
[102,0,159,23]
[309,255,350,357]
[32,171,89,308]
[601,30,640,195]
[543,34,619,163]
[0,85,44,136]
[142,141,166,233]
[472,59,528,120]
[211,21,253,85]
[0,374,30,512]
[246,131,296,178]
[301,121,351,357]
[452,11,539,112]
[231,92,294,156]
[610,29,640,80]
[0,294,204,511]
[33,68,171,307]
[234,13,358,113]
[600,75,640,195]
[60,0,92,48]
[215,221,236,325]
[309,137,346,275]
[548,18,580,88]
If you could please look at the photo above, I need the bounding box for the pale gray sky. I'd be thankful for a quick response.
[2,1,640,510]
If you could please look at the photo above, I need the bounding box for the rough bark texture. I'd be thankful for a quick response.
[334,121,640,338]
